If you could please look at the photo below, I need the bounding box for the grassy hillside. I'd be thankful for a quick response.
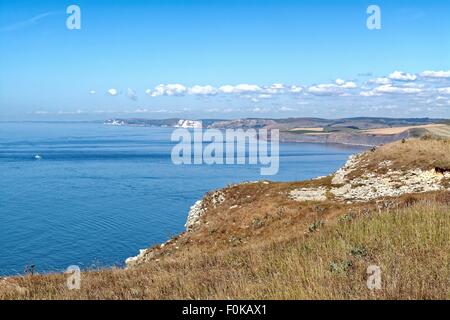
[1,138,449,300]
[1,196,449,300]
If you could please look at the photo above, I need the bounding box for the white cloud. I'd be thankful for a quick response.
[218,85,235,93]
[308,79,357,95]
[89,90,96,95]
[279,106,295,111]
[335,79,357,88]
[368,77,391,85]
[263,83,285,94]
[188,85,217,95]
[420,70,450,79]
[219,84,262,94]
[289,85,303,93]
[340,81,357,89]
[437,87,450,95]
[359,90,377,97]
[148,84,187,97]
[361,84,422,96]
[252,107,269,113]
[107,88,119,96]
[398,82,424,88]
[377,84,422,94]
[389,71,417,81]
[235,84,262,93]
[308,84,338,95]
[335,78,345,86]
[133,108,150,113]
[271,83,284,89]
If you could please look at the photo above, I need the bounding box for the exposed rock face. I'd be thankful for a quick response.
[125,189,226,267]
[291,154,450,203]
[125,249,149,266]
[331,168,448,201]
[185,200,206,231]
[290,187,328,201]
[125,237,177,267]
[125,141,449,268]
[185,190,225,231]
[331,154,360,185]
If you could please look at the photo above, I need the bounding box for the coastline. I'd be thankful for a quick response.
[0,123,363,277]
[124,138,450,268]
[1,137,449,299]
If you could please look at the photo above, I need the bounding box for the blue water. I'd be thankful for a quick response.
[0,122,364,276]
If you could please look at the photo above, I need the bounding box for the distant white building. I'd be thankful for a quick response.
[175,119,203,129]
[105,119,125,126]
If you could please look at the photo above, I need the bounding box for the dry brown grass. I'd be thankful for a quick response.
[2,138,449,300]
[1,191,449,300]
[349,137,450,177]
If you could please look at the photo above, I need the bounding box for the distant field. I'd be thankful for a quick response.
[303,132,330,136]
[427,125,450,138]
[362,124,449,136]
[290,127,324,132]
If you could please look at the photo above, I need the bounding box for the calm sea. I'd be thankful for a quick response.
[0,122,364,275]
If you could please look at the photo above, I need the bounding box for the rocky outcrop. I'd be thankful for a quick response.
[289,187,328,201]
[291,154,450,203]
[125,236,178,268]
[185,200,206,231]
[185,190,225,231]
[125,249,149,266]
[330,168,448,202]
[125,139,449,269]
[331,154,360,185]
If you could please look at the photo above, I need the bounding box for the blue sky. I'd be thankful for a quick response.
[0,0,449,120]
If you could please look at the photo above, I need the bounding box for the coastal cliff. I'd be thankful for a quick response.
[2,137,449,299]
[125,137,450,269]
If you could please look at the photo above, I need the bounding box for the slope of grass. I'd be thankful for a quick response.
[350,137,450,176]
[2,198,448,300]
[2,138,449,300]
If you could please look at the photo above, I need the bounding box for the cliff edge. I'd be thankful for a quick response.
[126,137,450,268]
[2,137,449,300]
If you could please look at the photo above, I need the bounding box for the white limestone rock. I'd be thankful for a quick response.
[289,187,328,202]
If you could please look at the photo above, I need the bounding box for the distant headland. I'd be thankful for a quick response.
[105,117,450,146]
